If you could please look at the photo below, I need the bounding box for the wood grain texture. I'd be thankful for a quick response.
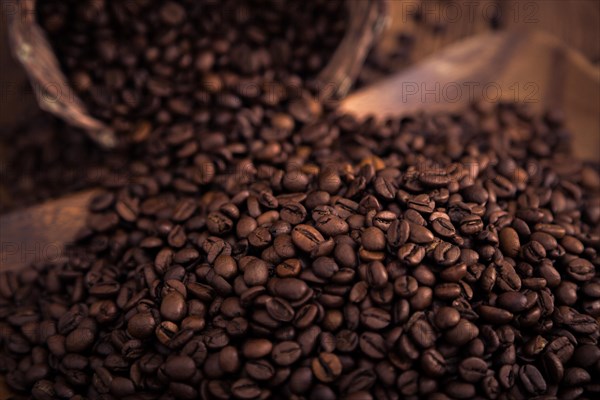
[0,189,99,272]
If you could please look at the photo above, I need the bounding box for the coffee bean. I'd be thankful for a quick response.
[361,227,386,251]
[434,307,461,330]
[421,348,446,377]
[444,319,479,346]
[496,260,522,291]
[243,259,269,286]
[519,364,547,395]
[272,278,309,301]
[458,357,488,382]
[265,297,294,322]
[311,352,342,383]
[271,341,302,366]
[231,378,261,399]
[245,359,275,381]
[408,223,435,244]
[499,227,521,258]
[160,292,187,322]
[360,308,391,330]
[566,258,595,281]
[243,339,273,359]
[110,376,135,397]
[359,332,386,359]
[163,355,196,381]
[365,261,388,288]
[65,328,94,352]
[292,225,325,253]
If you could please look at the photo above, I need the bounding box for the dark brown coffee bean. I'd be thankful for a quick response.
[243,259,269,286]
[444,319,479,346]
[273,278,309,301]
[434,307,461,330]
[496,260,522,291]
[311,352,342,383]
[519,364,547,395]
[265,297,294,322]
[360,308,391,330]
[497,291,529,312]
[271,341,302,366]
[127,312,156,339]
[387,219,410,248]
[65,328,94,352]
[408,223,434,244]
[110,376,135,397]
[365,261,388,288]
[397,243,425,266]
[242,339,273,359]
[566,258,595,281]
[231,378,261,399]
[163,355,196,381]
[160,292,187,322]
[359,332,386,359]
[245,359,275,381]
[478,305,514,324]
[460,215,484,235]
[315,215,349,237]
[292,225,325,253]
[421,348,446,377]
[431,217,456,238]
[499,227,520,257]
[458,357,488,382]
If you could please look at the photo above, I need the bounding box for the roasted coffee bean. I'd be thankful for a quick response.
[163,355,196,381]
[231,378,261,399]
[409,223,435,244]
[421,348,446,377]
[458,357,488,382]
[245,359,275,381]
[496,261,522,291]
[360,308,391,330]
[265,297,294,322]
[519,364,547,395]
[566,258,595,281]
[271,341,302,366]
[311,352,342,383]
[242,339,273,359]
[397,243,425,266]
[316,215,349,237]
[444,319,479,346]
[499,227,521,257]
[292,225,325,253]
[160,292,187,322]
[460,215,484,235]
[434,307,461,330]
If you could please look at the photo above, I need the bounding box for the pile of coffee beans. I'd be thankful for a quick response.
[1,98,599,399]
[36,0,347,136]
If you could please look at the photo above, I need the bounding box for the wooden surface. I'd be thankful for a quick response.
[0,189,99,271]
